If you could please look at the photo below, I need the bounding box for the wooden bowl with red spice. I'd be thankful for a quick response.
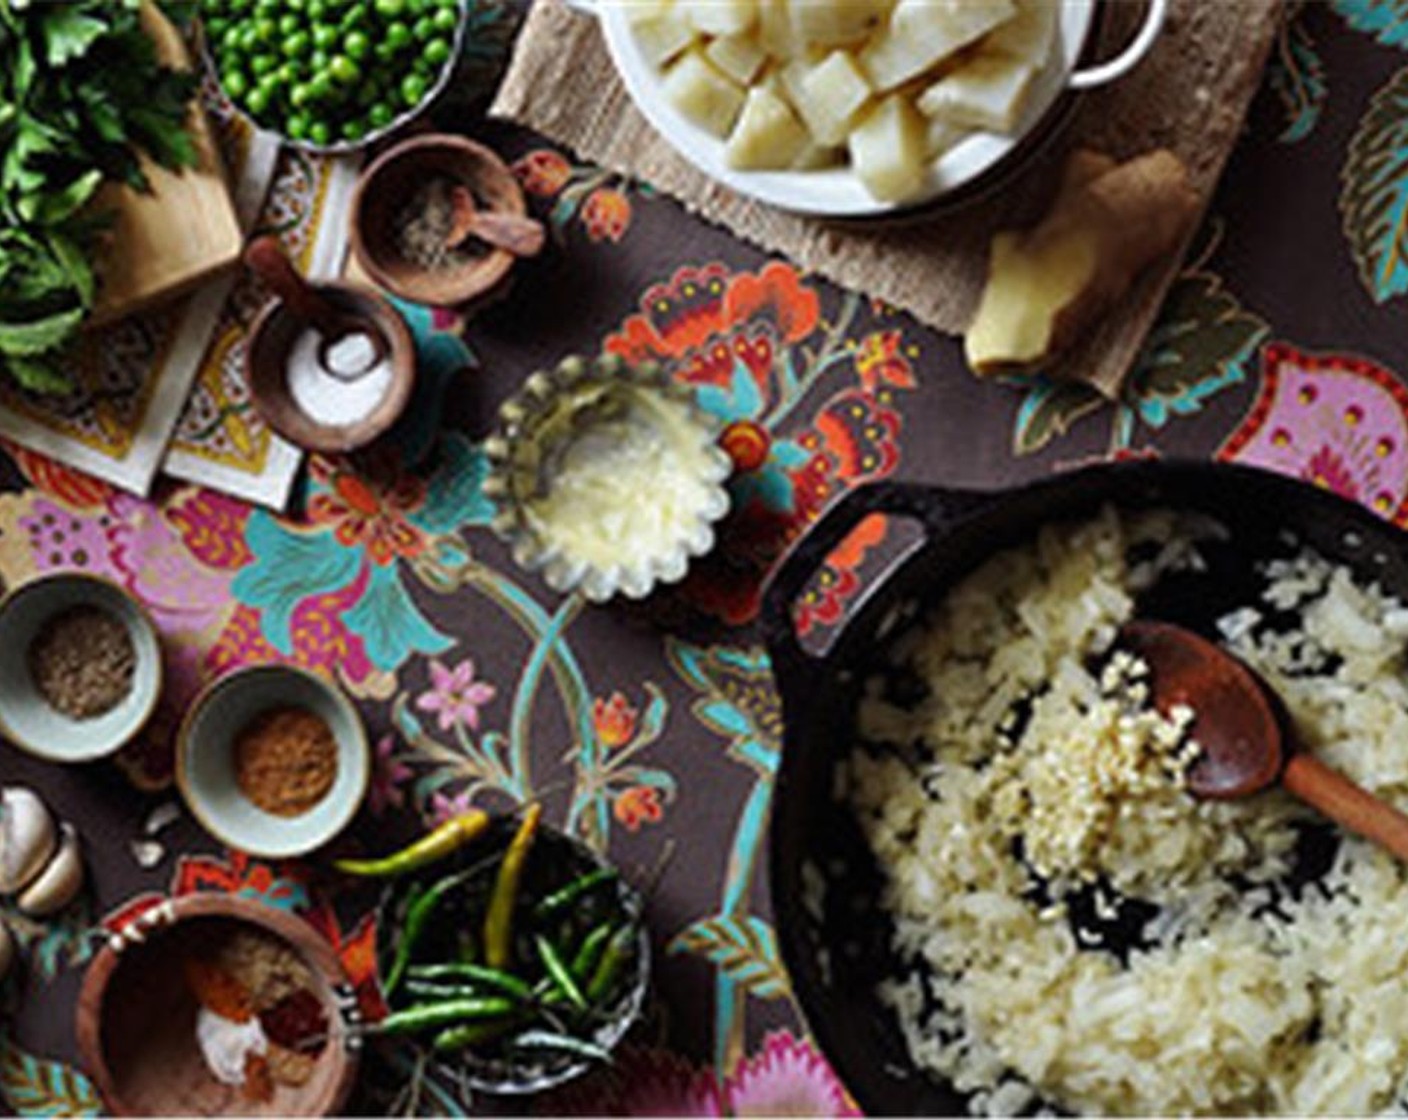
[76,892,361,1117]
[349,133,535,307]
[175,665,370,859]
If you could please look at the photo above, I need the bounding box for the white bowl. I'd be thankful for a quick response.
[589,0,1167,217]
[0,573,163,763]
[176,665,370,859]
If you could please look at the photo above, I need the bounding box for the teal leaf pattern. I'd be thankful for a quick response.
[0,1035,100,1118]
[670,915,790,999]
[343,562,453,672]
[230,517,362,655]
[0,898,100,982]
[1340,66,1408,302]
[1268,9,1327,143]
[1124,269,1270,430]
[1332,0,1408,48]
[410,433,496,534]
[1009,376,1105,456]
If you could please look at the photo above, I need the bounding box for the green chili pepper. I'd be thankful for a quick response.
[586,925,638,1004]
[408,963,534,1001]
[432,1017,519,1052]
[383,866,475,995]
[512,1029,610,1062]
[533,868,618,923]
[569,923,614,982]
[535,936,587,1011]
[334,811,489,877]
[483,803,542,969]
[375,997,517,1036]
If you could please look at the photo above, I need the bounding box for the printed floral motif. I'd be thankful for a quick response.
[513,146,643,243]
[0,1034,100,1118]
[368,734,412,817]
[615,785,664,830]
[232,432,494,678]
[1266,3,1327,144]
[793,513,889,635]
[416,657,498,731]
[725,1031,860,1118]
[605,262,919,624]
[429,786,477,826]
[1217,342,1408,523]
[594,691,640,748]
[1338,65,1408,303]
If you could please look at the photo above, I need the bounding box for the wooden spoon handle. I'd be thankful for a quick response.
[244,236,341,334]
[463,212,546,257]
[1283,753,1408,862]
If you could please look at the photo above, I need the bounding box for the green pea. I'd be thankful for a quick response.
[327,54,358,83]
[221,24,244,51]
[289,82,313,108]
[307,73,334,100]
[386,20,411,47]
[412,15,435,40]
[424,38,450,65]
[249,52,277,75]
[373,40,397,61]
[282,30,310,56]
[245,86,271,114]
[310,48,330,71]
[433,6,457,31]
[239,23,260,50]
[204,17,229,41]
[286,114,310,139]
[345,29,370,59]
[276,60,298,83]
[221,69,250,99]
[374,0,406,15]
[400,73,427,105]
[254,15,278,39]
[309,121,332,145]
[368,102,395,128]
[308,0,327,18]
[278,12,299,34]
[341,119,366,141]
[312,23,338,49]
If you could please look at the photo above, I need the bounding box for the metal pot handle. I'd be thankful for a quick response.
[1067,0,1167,90]
[761,480,994,683]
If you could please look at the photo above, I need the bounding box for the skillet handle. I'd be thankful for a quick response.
[761,480,994,688]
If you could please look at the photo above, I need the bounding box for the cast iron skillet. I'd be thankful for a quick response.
[760,460,1408,1116]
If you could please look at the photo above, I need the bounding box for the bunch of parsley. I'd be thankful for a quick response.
[0,0,198,394]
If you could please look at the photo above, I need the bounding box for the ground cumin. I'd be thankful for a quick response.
[233,706,337,817]
[28,605,135,719]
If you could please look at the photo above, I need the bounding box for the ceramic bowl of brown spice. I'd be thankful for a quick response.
[0,572,162,763]
[176,665,370,859]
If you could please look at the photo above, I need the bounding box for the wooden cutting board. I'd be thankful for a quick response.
[87,2,243,328]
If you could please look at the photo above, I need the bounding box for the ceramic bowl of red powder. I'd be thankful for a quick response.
[176,665,370,859]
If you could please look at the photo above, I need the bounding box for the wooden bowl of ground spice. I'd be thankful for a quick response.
[349,133,536,307]
[0,573,162,763]
[176,665,370,859]
[76,892,361,1117]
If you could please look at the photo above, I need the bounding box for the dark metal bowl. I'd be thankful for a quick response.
[761,460,1408,1115]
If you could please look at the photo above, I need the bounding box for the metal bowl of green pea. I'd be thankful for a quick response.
[197,0,468,154]
[371,808,651,1096]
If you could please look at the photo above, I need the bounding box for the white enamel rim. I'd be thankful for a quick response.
[585,0,1167,217]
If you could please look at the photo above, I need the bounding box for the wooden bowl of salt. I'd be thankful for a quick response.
[76,893,361,1117]
[245,277,415,455]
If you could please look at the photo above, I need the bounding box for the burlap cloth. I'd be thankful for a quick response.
[491,0,1282,397]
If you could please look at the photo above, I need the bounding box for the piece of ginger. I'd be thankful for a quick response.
[964,148,1200,378]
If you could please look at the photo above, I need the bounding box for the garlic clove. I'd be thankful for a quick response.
[0,919,13,982]
[17,822,83,917]
[0,787,57,894]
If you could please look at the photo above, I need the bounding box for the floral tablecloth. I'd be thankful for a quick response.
[2,2,1407,1115]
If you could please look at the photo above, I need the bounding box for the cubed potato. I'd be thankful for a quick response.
[925,115,964,158]
[984,0,1058,66]
[757,0,799,56]
[794,49,873,145]
[631,5,697,68]
[726,83,810,168]
[918,53,1034,132]
[663,48,747,137]
[681,0,758,37]
[861,0,1015,90]
[789,0,892,46]
[707,32,769,84]
[848,93,927,201]
[623,0,674,24]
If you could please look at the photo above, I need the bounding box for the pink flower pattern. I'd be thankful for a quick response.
[368,735,412,817]
[725,1031,859,1118]
[416,657,497,732]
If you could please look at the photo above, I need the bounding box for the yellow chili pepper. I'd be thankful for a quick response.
[332,810,490,877]
[483,802,543,969]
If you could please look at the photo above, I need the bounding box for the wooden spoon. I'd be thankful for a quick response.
[1119,619,1408,862]
[446,184,546,258]
[243,236,387,378]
